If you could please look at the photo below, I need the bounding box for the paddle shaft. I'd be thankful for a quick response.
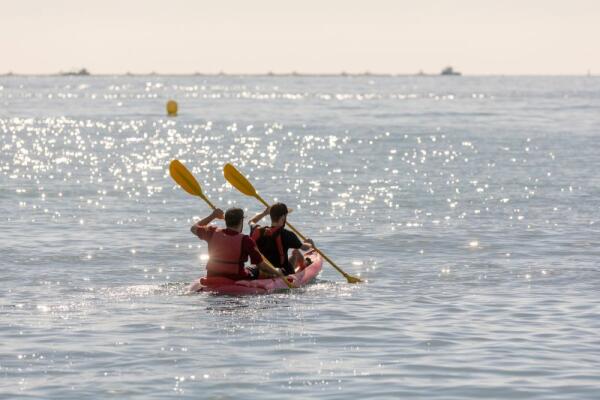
[222,162,361,283]
[253,195,356,280]
[200,195,217,210]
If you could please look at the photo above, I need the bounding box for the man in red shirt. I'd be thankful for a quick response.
[191,207,270,280]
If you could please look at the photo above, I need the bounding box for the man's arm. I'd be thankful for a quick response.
[248,206,270,225]
[245,236,264,266]
[191,208,224,235]
[300,238,314,251]
[287,230,314,251]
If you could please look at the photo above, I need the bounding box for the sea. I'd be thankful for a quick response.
[1,75,599,399]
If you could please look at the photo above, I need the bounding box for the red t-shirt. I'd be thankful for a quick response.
[193,225,262,265]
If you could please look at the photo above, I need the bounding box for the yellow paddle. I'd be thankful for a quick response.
[223,163,363,283]
[169,160,294,289]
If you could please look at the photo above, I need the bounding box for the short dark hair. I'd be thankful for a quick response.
[225,208,244,228]
[269,203,288,222]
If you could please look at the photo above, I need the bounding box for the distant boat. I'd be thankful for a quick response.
[61,68,90,76]
[440,66,461,76]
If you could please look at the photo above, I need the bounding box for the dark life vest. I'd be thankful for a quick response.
[251,226,286,269]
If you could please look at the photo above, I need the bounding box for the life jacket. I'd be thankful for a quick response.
[251,226,286,268]
[206,229,246,279]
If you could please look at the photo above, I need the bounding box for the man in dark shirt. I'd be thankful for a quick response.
[249,203,314,275]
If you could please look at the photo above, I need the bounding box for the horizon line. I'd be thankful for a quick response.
[1,71,596,78]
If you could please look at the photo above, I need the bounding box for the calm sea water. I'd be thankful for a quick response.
[1,75,599,399]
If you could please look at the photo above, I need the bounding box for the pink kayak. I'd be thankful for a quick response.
[189,250,323,295]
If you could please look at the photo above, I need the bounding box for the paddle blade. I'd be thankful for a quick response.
[223,163,257,197]
[169,160,203,197]
[345,274,363,284]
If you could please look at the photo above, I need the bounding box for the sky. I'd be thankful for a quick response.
[1,0,599,75]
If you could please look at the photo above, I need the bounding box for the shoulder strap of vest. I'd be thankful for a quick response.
[265,226,282,236]
[266,227,285,266]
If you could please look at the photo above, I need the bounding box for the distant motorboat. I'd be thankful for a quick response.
[441,66,461,76]
[60,68,90,76]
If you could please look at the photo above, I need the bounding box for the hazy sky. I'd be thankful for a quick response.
[1,0,598,74]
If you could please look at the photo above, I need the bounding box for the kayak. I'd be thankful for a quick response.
[189,250,323,295]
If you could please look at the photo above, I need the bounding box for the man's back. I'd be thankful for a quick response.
[251,225,302,275]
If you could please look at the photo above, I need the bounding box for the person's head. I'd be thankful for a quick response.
[225,207,244,232]
[269,203,289,227]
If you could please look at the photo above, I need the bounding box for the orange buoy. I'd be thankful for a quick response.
[166,100,178,116]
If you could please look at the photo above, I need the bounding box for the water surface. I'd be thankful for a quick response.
[1,75,600,398]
